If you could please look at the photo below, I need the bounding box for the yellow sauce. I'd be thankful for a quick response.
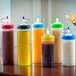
[17,31,31,66]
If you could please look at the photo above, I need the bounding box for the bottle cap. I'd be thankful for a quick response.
[51,16,64,28]
[62,27,76,40]
[32,16,45,28]
[17,16,30,29]
[42,27,54,41]
[62,35,75,40]
[1,16,14,29]
[42,35,54,41]
[1,24,14,29]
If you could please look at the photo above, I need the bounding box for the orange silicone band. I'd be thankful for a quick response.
[42,42,54,44]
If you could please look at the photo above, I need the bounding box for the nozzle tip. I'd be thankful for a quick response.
[56,16,59,18]
[23,16,25,19]
[6,16,8,19]
[47,27,49,30]
[37,16,39,18]
[67,27,70,30]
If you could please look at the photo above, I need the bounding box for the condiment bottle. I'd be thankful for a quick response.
[62,27,75,66]
[17,16,31,66]
[42,27,54,67]
[32,16,45,63]
[1,16,14,65]
[51,16,64,63]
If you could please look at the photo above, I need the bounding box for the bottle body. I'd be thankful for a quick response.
[42,41,54,67]
[51,28,62,63]
[62,40,75,66]
[32,28,44,63]
[17,29,31,66]
[1,29,14,65]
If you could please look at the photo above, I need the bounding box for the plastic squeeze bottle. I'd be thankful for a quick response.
[32,16,45,63]
[17,16,31,66]
[42,27,54,67]
[1,16,14,65]
[62,27,75,66]
[51,16,64,63]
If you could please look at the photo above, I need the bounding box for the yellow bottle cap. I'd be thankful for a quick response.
[42,35,54,41]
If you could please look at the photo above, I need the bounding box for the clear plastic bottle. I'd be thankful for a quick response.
[17,17,31,66]
[42,27,54,67]
[51,16,64,63]
[62,27,75,66]
[1,16,14,65]
[32,16,45,63]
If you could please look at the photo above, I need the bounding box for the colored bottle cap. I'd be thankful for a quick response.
[33,24,44,28]
[1,16,14,29]
[62,35,75,40]
[42,35,54,41]
[32,16,45,28]
[51,23,63,28]
[17,16,30,29]
[42,27,54,41]
[17,25,30,29]
[1,24,14,29]
[62,27,76,40]
[51,16,64,28]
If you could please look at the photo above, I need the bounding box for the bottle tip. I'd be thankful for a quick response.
[6,16,8,19]
[67,27,70,30]
[56,16,59,18]
[46,27,49,35]
[37,16,39,18]
[47,27,49,30]
[23,16,25,19]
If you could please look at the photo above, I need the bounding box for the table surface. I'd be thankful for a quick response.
[0,64,76,76]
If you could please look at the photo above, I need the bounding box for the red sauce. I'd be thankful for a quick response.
[1,30,14,65]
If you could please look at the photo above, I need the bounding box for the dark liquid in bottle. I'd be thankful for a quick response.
[42,43,54,67]
[1,30,14,65]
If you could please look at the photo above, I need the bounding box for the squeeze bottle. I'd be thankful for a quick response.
[17,16,31,66]
[62,27,75,66]
[1,16,14,65]
[51,16,64,63]
[32,16,45,63]
[42,27,54,67]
